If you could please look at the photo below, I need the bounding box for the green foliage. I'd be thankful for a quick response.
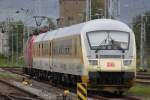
[0,54,6,58]
[128,84,150,97]
[0,72,17,79]
[47,17,56,30]
[133,11,150,67]
[133,16,141,53]
[91,0,105,19]
[9,21,24,54]
[133,11,150,51]
[33,17,56,35]
[0,54,23,67]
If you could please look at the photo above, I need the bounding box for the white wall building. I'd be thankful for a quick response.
[0,32,9,56]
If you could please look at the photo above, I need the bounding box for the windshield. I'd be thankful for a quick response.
[87,31,129,50]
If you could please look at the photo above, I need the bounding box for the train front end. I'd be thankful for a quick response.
[82,19,136,94]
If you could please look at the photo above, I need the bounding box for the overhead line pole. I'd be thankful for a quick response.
[104,0,108,18]
[140,15,147,71]
[86,0,91,21]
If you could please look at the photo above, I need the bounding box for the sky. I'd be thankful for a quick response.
[0,0,59,26]
[0,0,150,26]
[119,0,150,24]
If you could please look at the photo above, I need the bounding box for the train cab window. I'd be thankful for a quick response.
[38,44,41,57]
[36,44,37,57]
[42,43,44,56]
[87,31,129,50]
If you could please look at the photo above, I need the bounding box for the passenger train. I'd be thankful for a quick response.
[24,19,136,94]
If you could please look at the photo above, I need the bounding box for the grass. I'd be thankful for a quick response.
[0,72,17,79]
[137,66,150,73]
[0,54,23,68]
[128,84,150,97]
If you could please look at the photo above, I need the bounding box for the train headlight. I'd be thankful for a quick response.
[123,60,132,66]
[89,60,98,65]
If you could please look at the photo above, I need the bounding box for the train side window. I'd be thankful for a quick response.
[35,44,37,57]
[33,45,35,57]
[44,42,47,57]
[49,42,51,56]
[44,42,46,57]
[65,48,68,54]
[36,44,37,57]
[36,44,38,57]
[74,38,77,57]
[42,43,43,57]
[67,48,70,54]
[41,44,42,57]
[54,47,57,55]
[32,45,33,57]
[44,43,46,57]
[45,42,47,57]
[59,48,61,55]
[40,44,41,57]
[39,44,40,57]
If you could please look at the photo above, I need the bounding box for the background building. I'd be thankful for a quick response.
[58,0,86,27]
[0,32,9,56]
[58,0,107,27]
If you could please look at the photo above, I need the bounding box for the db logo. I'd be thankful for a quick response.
[107,62,115,67]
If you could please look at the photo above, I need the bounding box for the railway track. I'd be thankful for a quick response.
[0,79,43,100]
[1,67,24,76]
[88,90,141,100]
[1,67,77,100]
[1,67,143,100]
[136,72,150,85]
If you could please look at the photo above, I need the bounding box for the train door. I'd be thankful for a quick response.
[49,40,53,71]
[28,36,35,68]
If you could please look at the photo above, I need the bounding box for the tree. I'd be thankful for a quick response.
[9,21,24,55]
[132,11,150,65]
[47,17,56,30]
[33,17,56,35]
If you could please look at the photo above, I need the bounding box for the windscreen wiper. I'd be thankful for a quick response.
[95,38,107,53]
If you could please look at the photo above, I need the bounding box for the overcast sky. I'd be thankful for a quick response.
[0,0,150,26]
[0,0,59,26]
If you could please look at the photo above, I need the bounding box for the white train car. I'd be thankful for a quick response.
[24,19,136,94]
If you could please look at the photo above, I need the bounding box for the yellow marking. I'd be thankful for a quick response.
[77,90,87,100]
[81,76,88,83]
[78,84,87,94]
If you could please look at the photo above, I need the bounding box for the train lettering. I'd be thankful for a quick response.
[107,62,115,67]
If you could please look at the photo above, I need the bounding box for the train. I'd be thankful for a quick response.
[24,19,136,95]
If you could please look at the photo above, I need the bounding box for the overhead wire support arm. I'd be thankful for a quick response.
[140,14,147,72]
[33,16,46,27]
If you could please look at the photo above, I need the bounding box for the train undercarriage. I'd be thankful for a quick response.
[23,67,135,95]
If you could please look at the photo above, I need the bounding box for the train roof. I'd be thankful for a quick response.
[34,19,132,42]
